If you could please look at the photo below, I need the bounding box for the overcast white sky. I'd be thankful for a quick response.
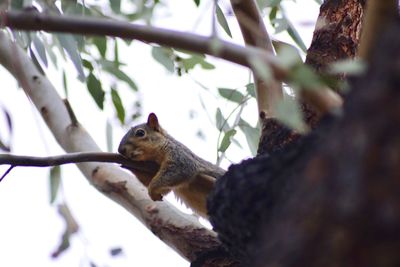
[0,1,319,266]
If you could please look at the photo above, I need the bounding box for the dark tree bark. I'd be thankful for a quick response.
[209,10,400,267]
[259,0,365,152]
[303,0,365,127]
[306,0,365,72]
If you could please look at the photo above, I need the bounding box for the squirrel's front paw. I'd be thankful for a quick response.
[148,185,170,201]
[149,190,163,201]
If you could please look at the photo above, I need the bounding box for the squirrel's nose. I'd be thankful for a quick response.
[118,144,126,155]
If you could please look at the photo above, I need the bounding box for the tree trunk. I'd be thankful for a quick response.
[208,8,400,267]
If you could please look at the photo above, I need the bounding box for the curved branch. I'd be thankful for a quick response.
[0,30,223,264]
[1,10,341,115]
[230,0,283,118]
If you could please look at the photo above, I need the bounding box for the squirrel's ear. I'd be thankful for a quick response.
[147,113,161,131]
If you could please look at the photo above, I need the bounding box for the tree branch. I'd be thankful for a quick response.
[1,10,342,115]
[0,152,156,171]
[230,0,283,118]
[0,29,225,264]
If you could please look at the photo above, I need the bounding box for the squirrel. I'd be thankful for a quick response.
[118,113,226,218]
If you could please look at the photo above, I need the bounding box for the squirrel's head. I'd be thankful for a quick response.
[118,113,167,162]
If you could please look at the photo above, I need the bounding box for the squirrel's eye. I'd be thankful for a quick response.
[135,129,146,137]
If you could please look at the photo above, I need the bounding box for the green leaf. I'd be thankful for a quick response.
[275,97,308,133]
[104,65,138,91]
[29,48,45,75]
[272,18,288,33]
[82,59,94,71]
[62,71,68,98]
[11,0,24,9]
[111,88,125,124]
[151,46,175,73]
[114,40,120,66]
[109,0,121,13]
[238,119,260,156]
[328,59,366,75]
[56,34,85,81]
[246,83,256,98]
[32,34,48,67]
[289,65,324,90]
[269,6,278,21]
[219,129,236,152]
[49,166,61,204]
[181,54,215,71]
[93,36,107,58]
[193,0,200,6]
[51,204,79,258]
[216,108,229,132]
[287,23,307,53]
[218,88,245,104]
[216,4,232,37]
[87,72,105,109]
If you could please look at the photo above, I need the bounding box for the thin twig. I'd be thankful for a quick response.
[0,165,14,182]
[0,152,157,173]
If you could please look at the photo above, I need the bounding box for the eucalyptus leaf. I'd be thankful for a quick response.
[56,34,85,81]
[103,65,138,91]
[275,97,308,133]
[11,0,24,9]
[193,0,200,6]
[51,204,79,258]
[109,0,121,13]
[49,166,61,204]
[216,4,232,38]
[272,18,288,33]
[246,83,256,98]
[216,108,229,132]
[219,129,236,152]
[111,88,125,124]
[32,34,48,67]
[87,72,105,109]
[151,46,175,73]
[287,23,307,53]
[82,59,94,72]
[238,119,260,156]
[218,88,245,104]
[93,36,107,58]
[269,6,278,21]
[182,55,215,71]
[62,71,68,98]
[29,48,45,75]
[290,65,324,90]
